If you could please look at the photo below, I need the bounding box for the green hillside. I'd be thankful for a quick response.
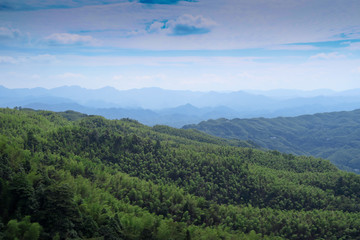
[183,109,360,173]
[1,108,360,239]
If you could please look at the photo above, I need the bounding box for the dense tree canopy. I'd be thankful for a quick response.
[1,108,360,239]
[183,109,360,173]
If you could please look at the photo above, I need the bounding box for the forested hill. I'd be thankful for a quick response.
[1,108,360,240]
[183,109,360,173]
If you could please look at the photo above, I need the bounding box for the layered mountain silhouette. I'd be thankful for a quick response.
[1,85,360,127]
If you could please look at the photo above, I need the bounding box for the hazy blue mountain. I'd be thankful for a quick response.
[3,85,360,110]
[0,86,76,108]
[333,88,360,96]
[23,102,90,113]
[246,89,337,99]
[48,86,202,109]
[156,104,239,118]
[2,85,360,126]
[22,102,239,127]
[183,109,360,173]
[23,102,160,125]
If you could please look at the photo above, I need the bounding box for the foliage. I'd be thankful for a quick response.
[0,108,360,239]
[183,110,360,173]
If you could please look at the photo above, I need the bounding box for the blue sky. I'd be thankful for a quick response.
[0,0,360,91]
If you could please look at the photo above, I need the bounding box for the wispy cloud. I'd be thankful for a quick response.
[0,56,18,64]
[309,52,346,60]
[167,14,216,36]
[148,14,216,36]
[0,54,56,64]
[0,0,195,11]
[45,33,100,46]
[333,28,360,40]
[347,42,360,50]
[30,74,41,79]
[147,21,166,34]
[138,0,195,4]
[0,26,22,39]
[0,0,128,11]
[29,54,57,63]
[2,0,360,91]
[267,44,318,51]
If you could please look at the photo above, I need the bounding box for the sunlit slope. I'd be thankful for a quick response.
[1,108,360,239]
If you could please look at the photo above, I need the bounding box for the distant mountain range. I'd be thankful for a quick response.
[1,85,360,127]
[183,109,360,173]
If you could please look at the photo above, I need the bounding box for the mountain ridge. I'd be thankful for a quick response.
[2,85,360,127]
[183,109,360,173]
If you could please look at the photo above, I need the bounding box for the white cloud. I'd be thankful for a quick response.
[45,33,99,45]
[309,52,346,60]
[2,0,360,91]
[148,14,217,36]
[148,21,165,33]
[169,14,216,29]
[3,0,359,50]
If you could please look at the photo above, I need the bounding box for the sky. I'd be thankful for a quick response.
[0,0,360,91]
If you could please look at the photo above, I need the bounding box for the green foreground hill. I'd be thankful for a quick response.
[183,109,360,173]
[1,108,360,240]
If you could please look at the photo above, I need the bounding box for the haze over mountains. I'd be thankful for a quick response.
[2,85,360,127]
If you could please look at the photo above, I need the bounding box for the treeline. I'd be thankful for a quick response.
[0,108,360,239]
